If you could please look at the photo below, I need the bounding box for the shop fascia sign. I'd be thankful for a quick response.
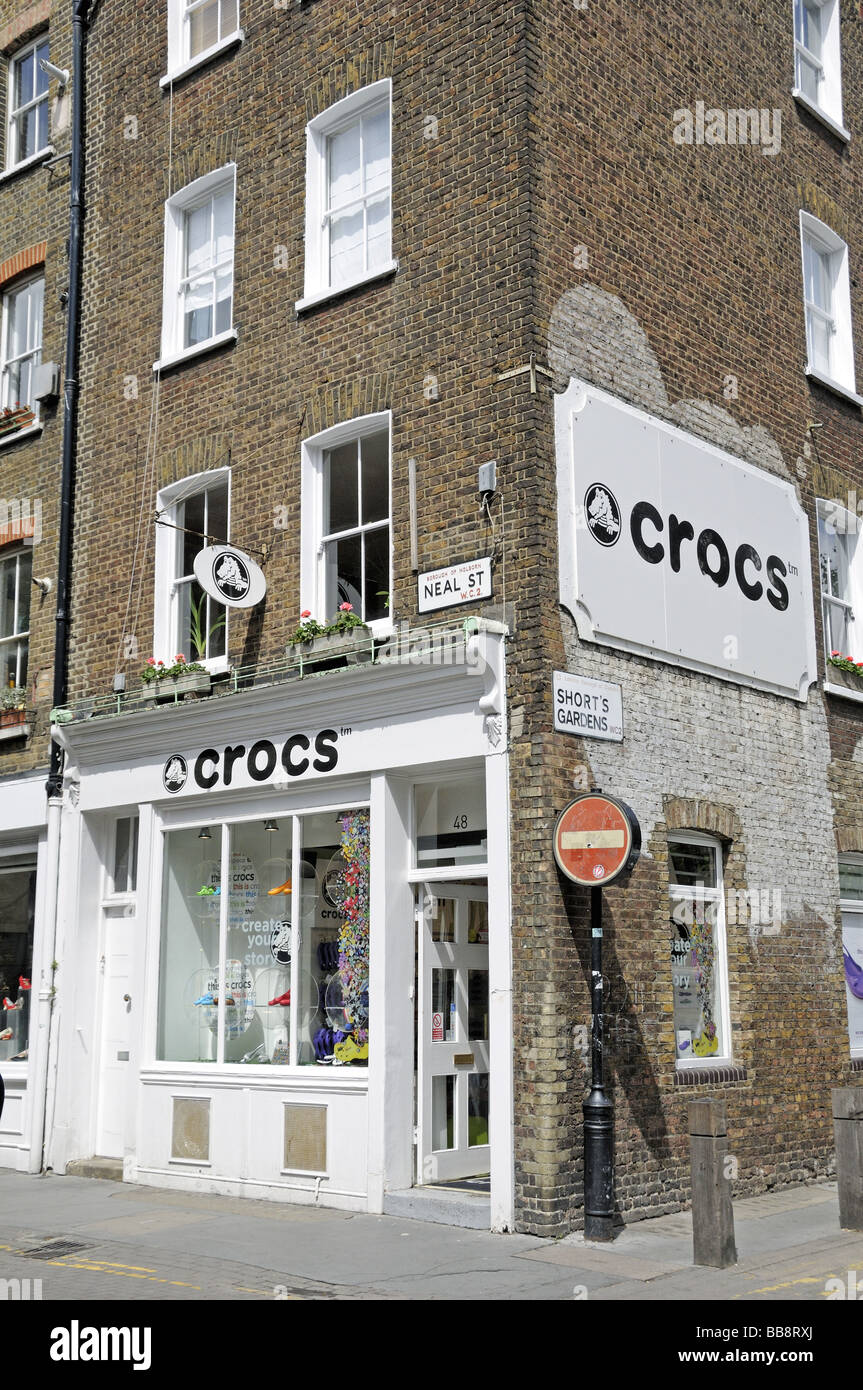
[555,380,817,701]
[162,727,341,795]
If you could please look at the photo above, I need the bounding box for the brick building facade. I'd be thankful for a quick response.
[2,0,862,1237]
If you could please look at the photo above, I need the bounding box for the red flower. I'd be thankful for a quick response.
[157,660,164,667]
[301,610,311,618]
[339,602,353,612]
[146,657,156,666]
[831,650,841,656]
[175,653,185,663]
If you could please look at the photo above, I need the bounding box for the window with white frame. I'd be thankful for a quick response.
[668,835,731,1064]
[6,35,51,170]
[838,857,863,1055]
[301,80,393,306]
[793,0,846,135]
[800,213,856,395]
[160,166,235,365]
[165,0,241,80]
[110,816,139,896]
[816,499,863,664]
[0,547,32,691]
[301,415,391,630]
[154,471,229,667]
[1,276,43,416]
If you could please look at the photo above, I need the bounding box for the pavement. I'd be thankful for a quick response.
[0,1169,862,1303]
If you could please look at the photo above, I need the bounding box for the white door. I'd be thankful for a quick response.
[95,904,136,1158]
[417,883,490,1183]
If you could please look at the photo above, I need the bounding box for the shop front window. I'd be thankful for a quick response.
[0,858,35,1063]
[157,807,369,1067]
[668,835,729,1063]
[414,777,487,868]
[839,856,863,1056]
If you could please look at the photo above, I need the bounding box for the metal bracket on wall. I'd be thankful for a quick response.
[496,352,552,394]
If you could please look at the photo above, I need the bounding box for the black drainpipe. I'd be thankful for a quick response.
[47,0,89,797]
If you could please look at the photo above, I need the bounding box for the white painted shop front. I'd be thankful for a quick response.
[45,626,515,1230]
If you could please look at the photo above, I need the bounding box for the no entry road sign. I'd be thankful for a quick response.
[553,792,640,887]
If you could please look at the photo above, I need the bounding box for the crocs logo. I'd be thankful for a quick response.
[163,755,188,793]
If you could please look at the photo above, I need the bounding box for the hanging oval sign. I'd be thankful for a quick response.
[193,545,267,609]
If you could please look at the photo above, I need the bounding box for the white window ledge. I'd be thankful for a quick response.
[153,327,237,374]
[0,722,29,742]
[160,30,244,88]
[792,88,851,144]
[0,147,55,184]
[675,1059,733,1071]
[806,367,863,408]
[0,422,42,449]
[295,260,399,315]
[824,679,863,704]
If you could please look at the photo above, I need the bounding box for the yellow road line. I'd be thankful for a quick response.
[733,1273,836,1297]
[97,1261,158,1273]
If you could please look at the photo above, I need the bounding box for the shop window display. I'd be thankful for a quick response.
[157,808,369,1067]
[0,860,35,1063]
[668,836,727,1062]
[839,857,863,1056]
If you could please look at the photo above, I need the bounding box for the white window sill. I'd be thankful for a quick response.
[0,722,29,742]
[0,147,55,183]
[295,260,399,314]
[160,30,244,88]
[824,679,863,704]
[806,367,863,409]
[153,328,237,373]
[0,422,42,449]
[675,1058,733,1070]
[792,89,850,144]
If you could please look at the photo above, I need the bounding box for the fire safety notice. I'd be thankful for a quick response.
[553,670,623,742]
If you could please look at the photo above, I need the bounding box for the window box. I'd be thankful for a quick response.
[826,661,863,690]
[143,670,213,704]
[0,406,36,438]
[0,708,27,730]
[286,627,374,672]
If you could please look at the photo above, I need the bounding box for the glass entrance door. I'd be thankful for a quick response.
[417,882,489,1184]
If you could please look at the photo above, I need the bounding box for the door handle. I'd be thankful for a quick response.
[123,994,131,1004]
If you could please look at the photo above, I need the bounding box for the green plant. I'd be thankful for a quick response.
[0,686,26,711]
[328,602,367,633]
[289,610,327,644]
[828,652,863,676]
[189,590,226,662]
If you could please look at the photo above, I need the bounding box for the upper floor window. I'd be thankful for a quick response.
[164,0,241,83]
[800,212,857,399]
[668,834,731,1065]
[817,499,860,663]
[159,166,235,368]
[300,415,392,631]
[793,0,847,138]
[154,471,229,668]
[300,81,394,309]
[1,276,43,416]
[0,547,32,691]
[6,36,50,170]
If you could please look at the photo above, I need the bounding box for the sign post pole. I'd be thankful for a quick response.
[584,883,614,1240]
[552,789,641,1243]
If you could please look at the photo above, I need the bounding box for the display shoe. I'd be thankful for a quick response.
[267,879,292,896]
[333,1036,369,1065]
[196,885,216,896]
[18,976,30,991]
[0,1028,12,1041]
[193,992,216,1006]
[268,990,291,1007]
[10,1050,27,1060]
[224,997,236,1007]
[2,997,21,1012]
[844,947,863,1001]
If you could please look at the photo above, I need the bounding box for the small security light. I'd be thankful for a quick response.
[198,826,212,840]
[40,58,70,88]
[31,576,52,594]
[264,819,278,832]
